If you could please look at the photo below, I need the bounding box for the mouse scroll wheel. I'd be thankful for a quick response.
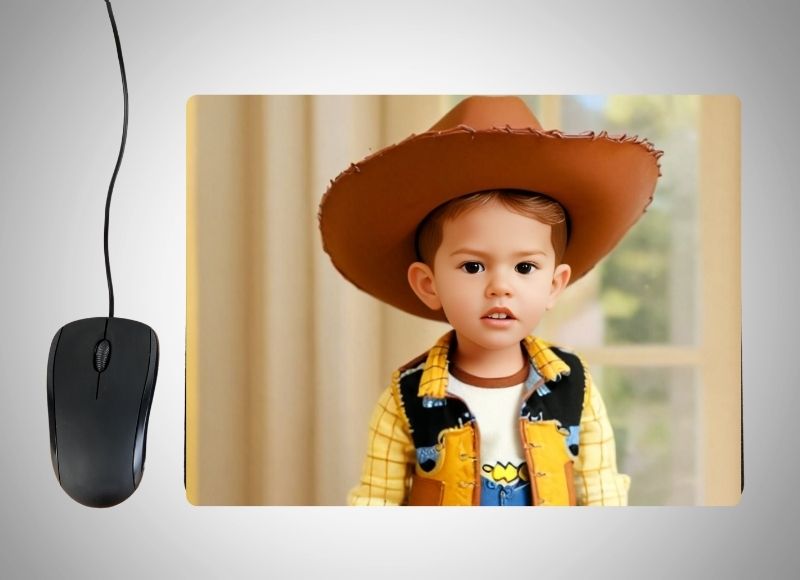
[94,339,111,372]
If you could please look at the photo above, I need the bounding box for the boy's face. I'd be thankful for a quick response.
[408,199,571,353]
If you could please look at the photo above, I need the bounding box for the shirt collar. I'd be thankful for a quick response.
[417,330,571,399]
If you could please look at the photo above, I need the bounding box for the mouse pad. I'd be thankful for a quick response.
[185,95,741,506]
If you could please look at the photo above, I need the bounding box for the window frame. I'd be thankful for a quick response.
[537,95,741,505]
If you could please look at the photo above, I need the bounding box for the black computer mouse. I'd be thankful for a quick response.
[47,316,159,507]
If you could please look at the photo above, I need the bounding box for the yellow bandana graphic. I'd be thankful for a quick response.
[482,462,529,484]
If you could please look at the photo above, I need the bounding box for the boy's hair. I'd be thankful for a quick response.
[415,190,569,267]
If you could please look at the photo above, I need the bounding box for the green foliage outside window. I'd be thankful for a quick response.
[563,96,701,504]
[591,95,699,345]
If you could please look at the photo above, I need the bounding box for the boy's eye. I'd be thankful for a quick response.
[515,262,536,274]
[460,261,485,274]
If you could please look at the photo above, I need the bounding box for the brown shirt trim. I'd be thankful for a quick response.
[449,361,529,388]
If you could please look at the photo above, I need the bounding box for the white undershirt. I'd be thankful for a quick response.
[447,371,527,484]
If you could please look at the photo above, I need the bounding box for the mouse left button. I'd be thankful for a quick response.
[48,317,107,492]
[52,318,107,391]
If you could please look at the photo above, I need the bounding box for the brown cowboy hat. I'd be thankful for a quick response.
[319,95,662,322]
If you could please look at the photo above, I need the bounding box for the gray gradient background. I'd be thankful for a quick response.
[0,0,795,577]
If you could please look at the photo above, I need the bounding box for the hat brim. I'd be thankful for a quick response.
[319,126,661,322]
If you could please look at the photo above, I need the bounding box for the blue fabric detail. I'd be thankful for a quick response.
[567,425,580,446]
[422,396,446,408]
[480,478,531,506]
[524,364,541,391]
[566,425,580,456]
[416,446,439,465]
[536,384,552,396]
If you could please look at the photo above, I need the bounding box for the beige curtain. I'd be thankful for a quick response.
[186,96,450,505]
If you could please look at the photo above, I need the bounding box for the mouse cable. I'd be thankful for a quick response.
[103,0,127,318]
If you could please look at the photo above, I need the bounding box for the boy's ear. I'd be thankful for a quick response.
[546,263,572,310]
[407,261,442,311]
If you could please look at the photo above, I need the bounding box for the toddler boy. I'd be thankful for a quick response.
[319,96,661,505]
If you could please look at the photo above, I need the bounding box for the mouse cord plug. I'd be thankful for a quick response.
[103,0,128,319]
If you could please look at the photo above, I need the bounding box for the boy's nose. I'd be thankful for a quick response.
[486,275,513,298]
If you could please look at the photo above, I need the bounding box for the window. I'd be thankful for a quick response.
[446,95,740,505]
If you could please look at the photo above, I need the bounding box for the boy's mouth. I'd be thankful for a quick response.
[482,307,516,320]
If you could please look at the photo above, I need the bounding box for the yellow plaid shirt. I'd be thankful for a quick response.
[349,332,631,506]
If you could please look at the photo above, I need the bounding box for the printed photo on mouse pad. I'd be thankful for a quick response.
[185,95,741,506]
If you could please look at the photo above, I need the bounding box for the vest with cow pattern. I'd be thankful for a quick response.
[396,344,586,506]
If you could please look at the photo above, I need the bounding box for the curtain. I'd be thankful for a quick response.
[187,96,450,504]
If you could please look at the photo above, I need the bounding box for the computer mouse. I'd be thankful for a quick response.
[47,316,159,507]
